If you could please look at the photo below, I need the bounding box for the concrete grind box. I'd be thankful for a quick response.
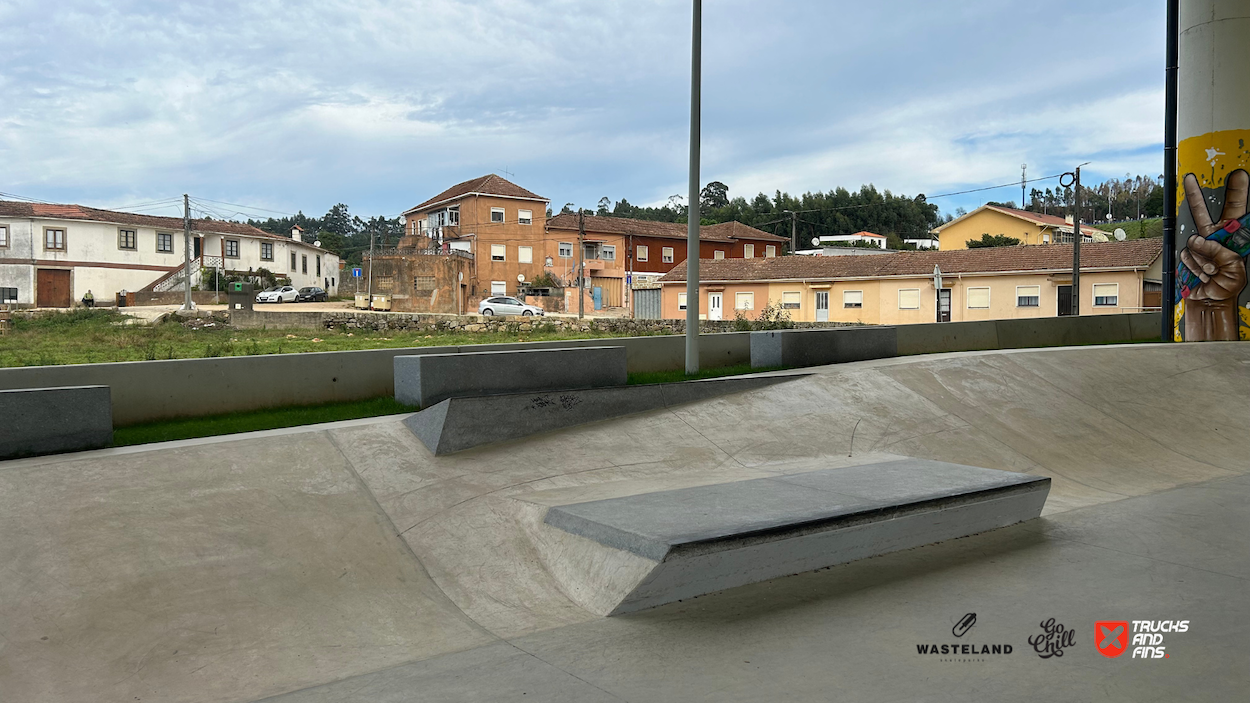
[394,346,628,408]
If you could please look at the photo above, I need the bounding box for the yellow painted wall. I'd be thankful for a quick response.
[937,209,1053,251]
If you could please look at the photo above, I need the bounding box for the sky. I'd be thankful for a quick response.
[0,0,1165,223]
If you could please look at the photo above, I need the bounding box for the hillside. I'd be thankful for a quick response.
[1094,218,1162,239]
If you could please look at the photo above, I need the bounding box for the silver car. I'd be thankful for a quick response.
[478,296,544,316]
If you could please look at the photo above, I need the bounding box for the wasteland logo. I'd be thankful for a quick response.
[915,613,1014,661]
[1027,618,1076,659]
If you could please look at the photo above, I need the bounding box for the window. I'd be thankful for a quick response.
[1016,285,1040,307]
[414,276,436,291]
[225,239,240,258]
[519,209,532,225]
[765,245,776,257]
[448,206,459,225]
[601,245,616,261]
[45,228,66,251]
[302,255,308,274]
[713,250,725,259]
[491,280,506,295]
[558,242,573,258]
[156,232,173,253]
[898,289,920,310]
[966,287,990,309]
[0,287,16,304]
[316,256,321,276]
[261,242,274,261]
[637,245,648,261]
[1042,233,1051,244]
[735,291,754,310]
[518,246,533,264]
[0,225,8,248]
[844,290,863,308]
[491,244,506,261]
[491,207,505,223]
[291,252,297,271]
[662,247,674,263]
[1093,283,1119,306]
[677,292,688,310]
[782,291,801,309]
[118,229,137,250]
[744,244,755,259]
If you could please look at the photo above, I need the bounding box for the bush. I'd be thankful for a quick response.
[755,300,794,330]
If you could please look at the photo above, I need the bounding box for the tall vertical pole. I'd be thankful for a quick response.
[789,211,797,252]
[1021,164,1027,209]
[685,0,702,374]
[1161,0,1178,341]
[578,210,585,319]
[366,229,375,310]
[1071,167,1082,315]
[182,194,193,311]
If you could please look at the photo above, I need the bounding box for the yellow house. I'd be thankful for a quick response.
[658,238,1162,324]
[933,205,1108,251]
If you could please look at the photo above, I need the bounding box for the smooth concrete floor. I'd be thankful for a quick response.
[1,342,1247,702]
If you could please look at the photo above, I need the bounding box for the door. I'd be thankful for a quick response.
[37,269,72,308]
[936,288,952,322]
[193,237,202,258]
[1057,285,1073,316]
[592,287,603,310]
[504,297,525,314]
[708,292,723,320]
[815,291,829,322]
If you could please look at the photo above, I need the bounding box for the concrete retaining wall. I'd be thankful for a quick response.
[0,386,113,459]
[751,327,898,368]
[0,312,1163,426]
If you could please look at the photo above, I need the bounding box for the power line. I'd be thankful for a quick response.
[0,190,52,203]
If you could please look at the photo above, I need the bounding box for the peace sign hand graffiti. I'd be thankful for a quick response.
[1180,169,1248,341]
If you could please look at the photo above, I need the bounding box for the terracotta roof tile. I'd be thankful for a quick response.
[0,200,300,242]
[934,204,1105,237]
[405,174,548,213]
[547,213,787,243]
[659,238,1162,282]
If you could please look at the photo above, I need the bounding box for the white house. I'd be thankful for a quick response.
[904,236,939,250]
[817,231,888,249]
[0,201,339,307]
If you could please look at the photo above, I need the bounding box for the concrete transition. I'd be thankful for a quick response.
[0,385,112,460]
[394,346,627,409]
[404,374,798,455]
[751,326,898,368]
[542,459,1049,615]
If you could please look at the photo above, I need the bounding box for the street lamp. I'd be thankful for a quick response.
[1059,162,1090,315]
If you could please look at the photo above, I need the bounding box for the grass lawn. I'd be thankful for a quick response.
[627,363,784,385]
[0,309,653,367]
[113,397,418,447]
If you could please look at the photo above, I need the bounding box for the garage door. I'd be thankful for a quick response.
[37,269,72,308]
[590,277,622,307]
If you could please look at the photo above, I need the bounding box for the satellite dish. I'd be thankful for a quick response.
[1114,228,1127,241]
[313,240,322,248]
[811,237,821,247]
[517,273,525,282]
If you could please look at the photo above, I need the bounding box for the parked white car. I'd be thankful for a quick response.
[256,285,299,303]
[478,296,544,316]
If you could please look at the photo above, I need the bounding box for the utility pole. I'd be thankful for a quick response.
[366,228,375,310]
[578,210,585,319]
[1021,164,1027,209]
[1071,166,1083,315]
[1161,0,1178,341]
[684,0,702,374]
[182,194,193,311]
[787,210,797,252]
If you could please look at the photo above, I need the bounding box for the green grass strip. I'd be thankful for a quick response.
[627,363,784,386]
[113,396,416,447]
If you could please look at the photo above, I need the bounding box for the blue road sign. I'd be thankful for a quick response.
[352,267,362,278]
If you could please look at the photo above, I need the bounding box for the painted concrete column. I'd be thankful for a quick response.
[1175,0,1250,340]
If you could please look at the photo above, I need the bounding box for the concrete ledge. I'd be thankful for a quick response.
[0,386,113,459]
[543,458,1050,614]
[403,374,798,455]
[751,326,898,369]
[896,320,1000,356]
[995,314,1133,349]
[395,346,628,409]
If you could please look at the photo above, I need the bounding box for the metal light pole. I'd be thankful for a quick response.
[1061,163,1090,315]
[1161,0,1178,341]
[685,0,702,375]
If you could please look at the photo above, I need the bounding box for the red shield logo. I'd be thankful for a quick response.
[1095,621,1129,658]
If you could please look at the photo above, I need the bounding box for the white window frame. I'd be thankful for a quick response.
[966,286,990,309]
[518,246,533,264]
[518,209,532,225]
[1042,233,1051,244]
[558,242,573,258]
[677,292,687,310]
[844,290,863,308]
[765,245,776,257]
[1093,283,1119,307]
[713,250,725,260]
[637,245,648,261]
[743,243,754,259]
[735,291,754,310]
[1016,285,1040,307]
[662,246,674,263]
[491,207,505,223]
[601,244,616,261]
[491,244,506,261]
[0,225,8,248]
[781,291,801,309]
[898,288,920,310]
[490,281,507,295]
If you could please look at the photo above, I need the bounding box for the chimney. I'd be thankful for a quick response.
[291,225,302,242]
[1064,215,1074,224]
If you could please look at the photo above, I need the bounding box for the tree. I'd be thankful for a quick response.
[561,203,575,214]
[966,233,1021,248]
[597,197,611,216]
[700,181,729,209]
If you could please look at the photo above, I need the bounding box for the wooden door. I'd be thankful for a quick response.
[37,269,72,308]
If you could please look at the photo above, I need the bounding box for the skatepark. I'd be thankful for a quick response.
[1,339,1246,701]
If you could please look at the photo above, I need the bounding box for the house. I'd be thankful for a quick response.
[657,238,1162,323]
[904,236,939,250]
[816,231,887,248]
[933,205,1106,251]
[400,174,550,301]
[0,201,338,307]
